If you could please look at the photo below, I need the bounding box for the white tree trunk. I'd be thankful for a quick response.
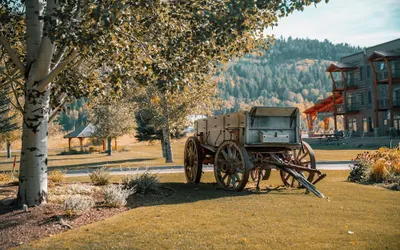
[17,0,55,207]
[18,84,51,207]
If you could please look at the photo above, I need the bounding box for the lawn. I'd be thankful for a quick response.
[19,170,400,249]
[0,141,365,172]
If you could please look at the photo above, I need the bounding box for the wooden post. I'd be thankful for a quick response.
[329,71,338,131]
[384,58,394,128]
[370,60,379,134]
[102,139,106,151]
[79,138,84,151]
[324,117,330,131]
[341,70,348,131]
[68,138,72,151]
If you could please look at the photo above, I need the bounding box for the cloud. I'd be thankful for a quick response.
[268,0,400,47]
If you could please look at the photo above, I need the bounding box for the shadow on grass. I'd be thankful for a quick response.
[126,182,305,209]
[49,158,157,170]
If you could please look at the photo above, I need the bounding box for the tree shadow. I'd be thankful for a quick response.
[126,182,307,209]
[47,158,157,170]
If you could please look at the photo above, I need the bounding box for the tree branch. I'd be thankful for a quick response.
[10,81,24,113]
[37,49,79,92]
[49,93,68,122]
[0,36,25,74]
[52,44,68,70]
[114,28,153,61]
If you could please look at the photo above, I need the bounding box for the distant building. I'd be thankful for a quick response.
[304,38,400,137]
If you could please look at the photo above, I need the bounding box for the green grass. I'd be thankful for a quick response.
[19,170,400,249]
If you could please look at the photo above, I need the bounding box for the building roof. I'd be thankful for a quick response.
[303,93,343,115]
[325,62,357,72]
[368,50,400,61]
[64,124,96,138]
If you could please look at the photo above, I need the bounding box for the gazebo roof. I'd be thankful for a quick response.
[64,124,96,138]
[368,50,400,62]
[325,62,357,72]
[303,93,343,115]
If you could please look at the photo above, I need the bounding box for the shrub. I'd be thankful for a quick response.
[348,163,369,183]
[104,185,135,207]
[64,195,95,215]
[122,171,160,194]
[0,172,18,183]
[48,170,65,183]
[349,147,400,187]
[89,167,111,186]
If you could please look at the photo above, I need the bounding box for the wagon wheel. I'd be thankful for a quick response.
[214,141,250,191]
[280,141,316,188]
[184,137,203,184]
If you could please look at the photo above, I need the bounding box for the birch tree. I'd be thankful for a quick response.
[1,0,324,206]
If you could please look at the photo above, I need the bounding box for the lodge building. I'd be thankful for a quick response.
[304,38,400,137]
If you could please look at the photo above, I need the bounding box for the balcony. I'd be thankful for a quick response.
[378,99,389,110]
[376,70,389,81]
[334,80,344,90]
[346,77,357,89]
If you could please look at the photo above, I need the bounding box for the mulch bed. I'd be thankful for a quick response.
[0,183,173,250]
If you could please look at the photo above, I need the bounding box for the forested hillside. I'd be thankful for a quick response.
[215,37,362,114]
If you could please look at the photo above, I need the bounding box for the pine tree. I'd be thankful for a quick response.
[0,88,19,158]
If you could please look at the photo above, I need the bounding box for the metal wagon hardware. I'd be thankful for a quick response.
[184,106,326,198]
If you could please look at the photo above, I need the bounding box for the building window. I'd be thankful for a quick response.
[368,91,372,104]
[363,118,368,132]
[359,66,364,81]
[349,118,357,131]
[368,117,374,132]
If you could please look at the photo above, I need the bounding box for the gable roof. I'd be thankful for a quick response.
[64,124,96,138]
[368,50,400,61]
[325,62,357,72]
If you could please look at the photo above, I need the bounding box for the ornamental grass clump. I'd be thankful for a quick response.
[48,170,66,183]
[349,147,400,188]
[64,195,95,216]
[89,167,111,186]
[122,171,160,194]
[104,185,135,207]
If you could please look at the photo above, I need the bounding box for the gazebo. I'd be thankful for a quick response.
[64,124,97,151]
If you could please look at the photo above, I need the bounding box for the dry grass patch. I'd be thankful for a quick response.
[20,170,400,250]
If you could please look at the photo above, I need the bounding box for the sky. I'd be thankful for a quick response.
[269,0,400,47]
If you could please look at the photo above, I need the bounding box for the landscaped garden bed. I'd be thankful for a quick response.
[0,170,172,250]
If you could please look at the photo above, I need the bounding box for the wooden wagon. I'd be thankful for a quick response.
[184,106,326,198]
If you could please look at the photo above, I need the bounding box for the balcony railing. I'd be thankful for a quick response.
[376,70,389,81]
[378,99,389,109]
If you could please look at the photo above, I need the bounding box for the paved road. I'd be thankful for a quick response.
[66,162,352,177]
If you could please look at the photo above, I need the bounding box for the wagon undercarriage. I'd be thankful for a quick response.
[184,107,327,198]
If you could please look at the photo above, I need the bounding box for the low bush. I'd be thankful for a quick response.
[349,147,400,188]
[0,172,18,183]
[89,167,111,186]
[104,185,135,207]
[48,170,65,183]
[64,195,95,215]
[59,149,91,155]
[88,145,101,153]
[122,171,160,194]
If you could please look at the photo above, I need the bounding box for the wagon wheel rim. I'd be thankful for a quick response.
[214,141,250,191]
[184,137,203,183]
[280,141,316,188]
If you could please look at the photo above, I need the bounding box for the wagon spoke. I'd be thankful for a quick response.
[290,176,295,187]
[298,151,309,162]
[221,150,229,160]
[222,173,228,181]
[234,173,241,183]
[227,175,232,186]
